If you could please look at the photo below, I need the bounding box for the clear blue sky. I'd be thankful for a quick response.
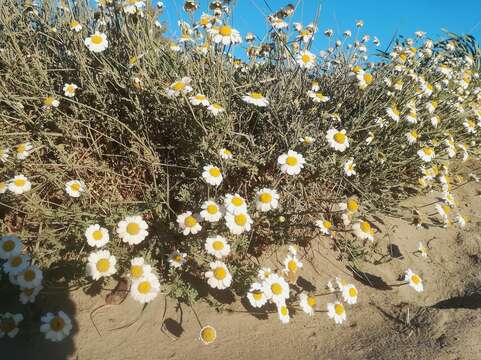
[159,0,481,56]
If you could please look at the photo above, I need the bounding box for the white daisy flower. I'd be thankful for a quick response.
[464,118,477,133]
[262,273,290,304]
[296,50,316,69]
[299,136,315,145]
[225,212,253,235]
[86,250,117,280]
[189,94,210,107]
[202,165,223,186]
[404,269,423,292]
[343,159,356,176]
[283,254,302,273]
[85,224,109,248]
[0,235,22,260]
[19,285,43,304]
[69,19,82,32]
[307,91,330,103]
[326,128,350,152]
[0,313,23,338]
[84,32,108,53]
[224,193,247,215]
[65,179,85,198]
[207,103,225,116]
[43,96,60,109]
[205,261,232,289]
[63,83,78,97]
[246,282,268,308]
[0,147,10,163]
[130,272,160,304]
[116,215,149,244]
[406,130,419,144]
[277,302,290,324]
[40,311,72,342]
[129,257,152,280]
[315,219,333,235]
[299,293,317,316]
[418,242,428,257]
[425,100,437,113]
[15,142,32,160]
[255,188,279,212]
[277,150,305,175]
[242,92,269,107]
[258,267,272,281]
[205,235,230,259]
[219,148,233,159]
[176,211,202,235]
[165,77,193,98]
[168,250,187,269]
[341,284,358,304]
[7,175,31,195]
[431,115,441,128]
[386,104,401,122]
[327,301,347,324]
[17,264,43,289]
[199,325,216,345]
[3,254,30,275]
[200,200,223,222]
[352,221,374,241]
[417,147,435,162]
[210,24,241,45]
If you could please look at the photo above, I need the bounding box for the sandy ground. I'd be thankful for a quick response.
[4,165,481,360]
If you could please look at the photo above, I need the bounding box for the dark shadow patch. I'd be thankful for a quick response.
[240,296,268,320]
[347,265,392,290]
[387,244,403,259]
[296,276,316,292]
[83,278,104,297]
[162,318,184,337]
[432,294,481,309]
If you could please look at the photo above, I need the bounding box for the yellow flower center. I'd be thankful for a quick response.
[44,97,55,106]
[92,230,103,241]
[96,258,110,273]
[287,260,297,272]
[219,25,232,36]
[209,167,221,177]
[23,288,34,296]
[66,85,76,93]
[347,198,358,212]
[307,296,317,307]
[363,73,373,83]
[259,192,272,203]
[2,240,15,252]
[91,34,103,45]
[271,283,282,295]
[410,130,418,138]
[130,265,143,278]
[231,197,244,207]
[184,216,197,228]
[222,149,232,156]
[70,20,79,28]
[70,182,81,192]
[286,156,298,166]
[411,274,421,285]
[195,95,206,100]
[137,281,151,294]
[172,82,186,91]
[301,54,311,63]
[212,103,223,109]
[234,214,247,226]
[174,255,183,263]
[16,144,26,153]
[352,65,362,73]
[23,269,36,281]
[206,204,218,215]
[334,132,346,144]
[14,178,26,187]
[348,287,357,297]
[249,92,263,99]
[280,306,288,316]
[323,220,332,229]
[252,291,263,301]
[214,267,226,280]
[127,222,140,235]
[50,316,65,332]
[423,147,433,155]
[200,326,216,344]
[10,256,22,267]
[212,241,224,251]
[334,304,344,315]
[360,221,371,233]
[0,318,16,333]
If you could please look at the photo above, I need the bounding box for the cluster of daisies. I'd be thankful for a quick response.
[0,235,73,341]
[84,215,162,304]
